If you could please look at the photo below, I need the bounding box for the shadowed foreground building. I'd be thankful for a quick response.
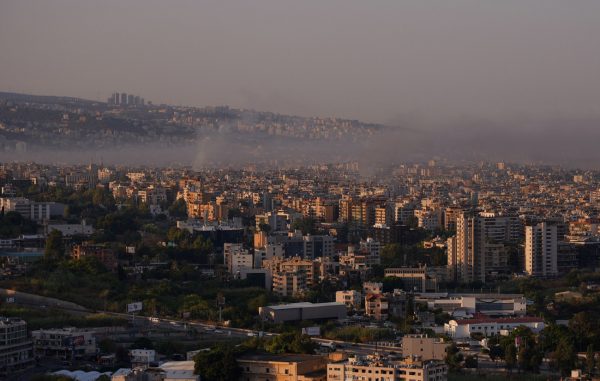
[0,317,33,377]
[238,352,327,381]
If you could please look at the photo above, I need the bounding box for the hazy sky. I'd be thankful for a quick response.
[1,0,600,124]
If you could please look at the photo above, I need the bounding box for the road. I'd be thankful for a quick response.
[1,287,403,356]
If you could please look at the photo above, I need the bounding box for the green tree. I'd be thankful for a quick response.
[291,217,316,235]
[169,199,188,219]
[505,344,517,372]
[445,344,463,371]
[587,344,596,375]
[488,345,504,363]
[464,355,478,368]
[551,337,577,376]
[264,332,317,354]
[193,345,241,381]
[45,229,65,261]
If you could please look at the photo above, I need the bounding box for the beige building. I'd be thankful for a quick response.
[273,271,308,297]
[327,354,447,381]
[335,290,362,310]
[365,293,388,321]
[401,335,449,361]
[238,352,327,381]
[525,222,558,277]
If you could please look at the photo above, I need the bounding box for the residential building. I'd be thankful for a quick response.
[450,211,521,283]
[238,352,327,381]
[384,266,440,292]
[32,328,96,359]
[365,293,388,321]
[327,354,447,381]
[525,222,558,277]
[0,317,33,377]
[71,243,118,271]
[401,335,449,361]
[224,243,253,275]
[335,290,362,310]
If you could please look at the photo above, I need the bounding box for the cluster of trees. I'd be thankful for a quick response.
[0,211,37,238]
[323,326,395,343]
[380,243,446,268]
[481,323,595,376]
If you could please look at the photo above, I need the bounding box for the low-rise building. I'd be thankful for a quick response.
[129,349,157,367]
[335,290,362,310]
[444,315,545,339]
[238,352,327,381]
[401,335,450,361]
[259,302,347,323]
[71,243,118,271]
[32,328,96,359]
[415,293,527,317]
[327,354,447,381]
[384,266,441,292]
[365,294,388,321]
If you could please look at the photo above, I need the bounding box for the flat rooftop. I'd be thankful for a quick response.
[265,302,345,310]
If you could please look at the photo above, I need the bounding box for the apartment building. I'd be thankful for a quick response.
[335,290,362,310]
[237,352,327,381]
[71,243,118,271]
[365,293,389,321]
[401,335,449,361]
[0,317,33,377]
[525,222,558,277]
[224,243,253,275]
[327,354,447,381]
[32,328,96,359]
[384,266,440,292]
[449,211,522,283]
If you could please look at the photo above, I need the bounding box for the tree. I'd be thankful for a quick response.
[264,332,317,354]
[588,344,596,376]
[169,199,188,219]
[488,345,504,363]
[464,355,478,368]
[193,345,241,381]
[505,344,517,372]
[551,337,577,376]
[45,229,65,261]
[291,217,316,235]
[445,344,463,371]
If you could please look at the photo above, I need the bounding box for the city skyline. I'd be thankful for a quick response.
[2,1,600,125]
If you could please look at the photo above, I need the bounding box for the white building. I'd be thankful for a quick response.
[44,221,95,237]
[360,237,381,266]
[223,243,253,275]
[32,328,96,359]
[129,349,157,367]
[444,316,545,339]
[525,222,558,277]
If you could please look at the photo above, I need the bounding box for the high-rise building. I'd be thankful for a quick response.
[450,211,521,283]
[121,93,127,105]
[525,222,558,277]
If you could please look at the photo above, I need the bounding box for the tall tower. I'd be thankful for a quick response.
[525,222,558,277]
